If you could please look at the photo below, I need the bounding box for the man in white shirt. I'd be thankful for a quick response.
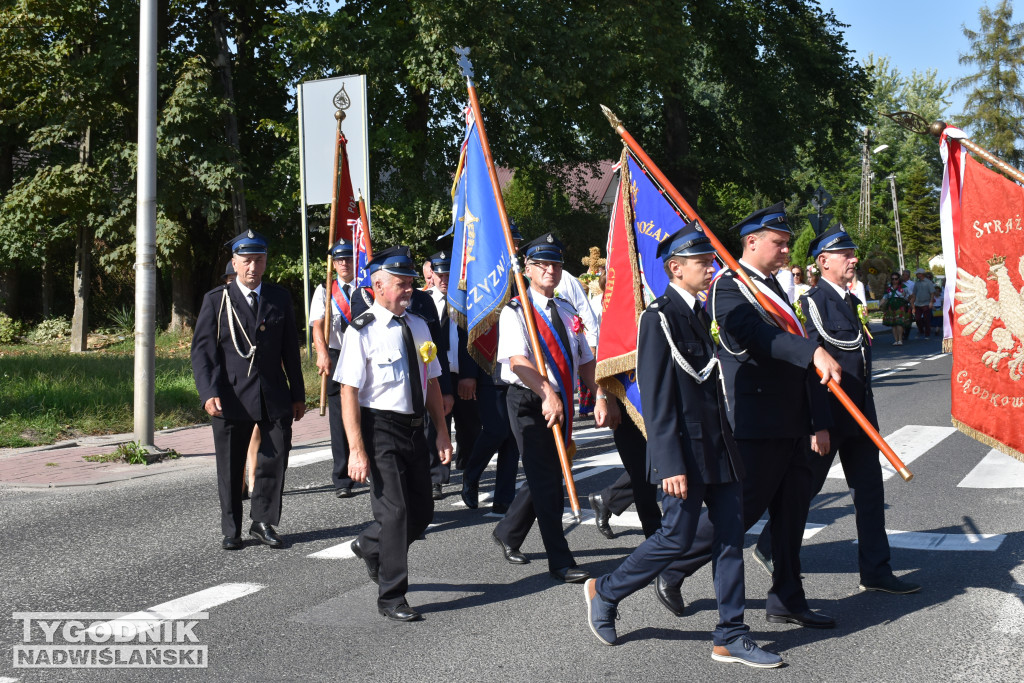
[490,233,619,583]
[308,240,357,497]
[336,245,453,622]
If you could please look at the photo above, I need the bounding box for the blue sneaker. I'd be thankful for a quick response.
[711,636,783,668]
[584,579,617,646]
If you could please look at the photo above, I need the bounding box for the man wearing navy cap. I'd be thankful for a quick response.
[654,203,843,629]
[425,250,480,496]
[192,230,306,551]
[584,222,781,667]
[795,225,920,595]
[335,245,453,622]
[309,240,358,498]
[491,233,619,583]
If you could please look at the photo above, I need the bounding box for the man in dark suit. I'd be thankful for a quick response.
[192,230,306,550]
[424,250,471,498]
[458,224,523,515]
[798,224,921,595]
[584,222,780,668]
[656,203,842,629]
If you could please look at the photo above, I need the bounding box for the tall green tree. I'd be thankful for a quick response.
[955,0,1024,168]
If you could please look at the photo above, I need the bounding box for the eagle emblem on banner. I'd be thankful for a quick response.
[956,255,1024,380]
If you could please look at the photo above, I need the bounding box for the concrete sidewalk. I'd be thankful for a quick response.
[0,412,331,488]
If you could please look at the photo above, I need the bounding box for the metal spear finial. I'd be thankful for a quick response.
[600,104,622,130]
[454,46,474,79]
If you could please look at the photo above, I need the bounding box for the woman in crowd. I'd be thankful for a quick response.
[880,271,912,345]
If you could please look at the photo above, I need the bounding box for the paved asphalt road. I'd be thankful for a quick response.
[1,333,1022,682]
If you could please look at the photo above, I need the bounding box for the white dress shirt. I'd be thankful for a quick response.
[557,271,599,347]
[308,278,354,350]
[335,301,441,414]
[496,290,594,388]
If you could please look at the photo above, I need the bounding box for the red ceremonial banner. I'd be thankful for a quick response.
[332,132,360,241]
[951,151,1024,463]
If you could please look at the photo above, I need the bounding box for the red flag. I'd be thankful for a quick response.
[332,132,360,241]
[945,132,1024,463]
[595,150,645,432]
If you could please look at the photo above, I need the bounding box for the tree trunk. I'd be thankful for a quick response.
[211,7,248,236]
[69,223,92,352]
[168,256,194,333]
[40,252,53,319]
[662,96,701,209]
[0,268,15,317]
[70,125,92,353]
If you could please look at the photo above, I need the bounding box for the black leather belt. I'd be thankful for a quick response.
[366,408,424,428]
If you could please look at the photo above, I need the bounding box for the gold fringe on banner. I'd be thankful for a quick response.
[942,337,952,353]
[952,417,1024,464]
[597,371,647,440]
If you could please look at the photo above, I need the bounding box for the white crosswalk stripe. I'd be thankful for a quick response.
[957,449,1024,488]
[869,529,1006,552]
[84,583,264,640]
[827,425,956,481]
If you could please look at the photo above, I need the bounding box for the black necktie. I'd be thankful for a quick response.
[395,315,425,416]
[248,291,258,314]
[767,275,788,304]
[693,300,711,333]
[547,300,573,362]
[845,292,859,320]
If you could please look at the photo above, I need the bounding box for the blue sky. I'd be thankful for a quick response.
[823,0,996,116]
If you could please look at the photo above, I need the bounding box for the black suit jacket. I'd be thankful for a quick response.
[637,286,743,486]
[709,266,823,440]
[800,283,877,437]
[351,286,453,396]
[191,281,305,421]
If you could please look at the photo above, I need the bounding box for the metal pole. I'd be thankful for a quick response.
[297,85,313,358]
[888,174,906,272]
[857,127,872,239]
[133,0,157,448]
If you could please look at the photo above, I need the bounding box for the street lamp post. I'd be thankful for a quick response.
[887,174,906,272]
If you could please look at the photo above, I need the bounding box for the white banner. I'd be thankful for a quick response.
[298,74,370,216]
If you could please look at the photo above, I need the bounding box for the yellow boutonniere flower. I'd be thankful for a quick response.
[418,341,437,363]
[857,304,874,341]
[710,319,721,345]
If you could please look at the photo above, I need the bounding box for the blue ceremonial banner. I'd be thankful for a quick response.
[598,152,714,435]
[448,110,512,368]
[626,155,687,304]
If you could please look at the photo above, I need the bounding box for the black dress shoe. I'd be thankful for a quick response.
[350,537,379,584]
[492,531,528,564]
[379,603,422,622]
[859,574,921,594]
[766,609,836,629]
[550,566,590,583]
[249,522,283,548]
[222,536,243,550]
[589,493,615,540]
[460,483,478,509]
[240,486,250,501]
[490,503,509,516]
[654,575,685,617]
[432,483,444,500]
[335,485,353,498]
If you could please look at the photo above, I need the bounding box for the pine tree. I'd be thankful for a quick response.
[955,0,1024,167]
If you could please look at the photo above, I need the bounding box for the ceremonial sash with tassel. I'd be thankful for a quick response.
[330,278,352,325]
[517,293,576,455]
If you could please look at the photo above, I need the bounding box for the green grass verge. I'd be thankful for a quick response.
[0,332,321,449]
